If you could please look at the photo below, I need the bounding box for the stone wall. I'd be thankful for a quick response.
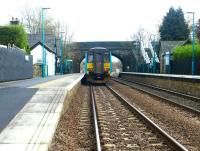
[0,47,33,81]
[119,72,200,97]
[33,64,42,77]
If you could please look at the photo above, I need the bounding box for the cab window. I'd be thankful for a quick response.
[88,53,93,63]
[104,53,110,63]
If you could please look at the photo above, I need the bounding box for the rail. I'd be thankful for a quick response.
[90,85,101,151]
[106,84,188,151]
[112,77,200,114]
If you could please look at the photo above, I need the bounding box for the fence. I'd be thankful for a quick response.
[136,63,160,73]
[0,47,33,82]
[172,59,200,75]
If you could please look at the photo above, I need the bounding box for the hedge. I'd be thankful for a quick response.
[173,44,200,61]
[0,25,28,50]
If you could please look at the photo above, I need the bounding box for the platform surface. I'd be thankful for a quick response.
[0,73,84,151]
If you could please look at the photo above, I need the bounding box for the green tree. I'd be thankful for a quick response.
[0,25,28,50]
[159,7,189,40]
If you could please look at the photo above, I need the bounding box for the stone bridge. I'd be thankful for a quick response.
[71,41,142,73]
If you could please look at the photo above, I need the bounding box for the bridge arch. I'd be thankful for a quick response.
[71,41,139,73]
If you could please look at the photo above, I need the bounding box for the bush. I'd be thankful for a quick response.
[173,44,200,61]
[0,25,28,49]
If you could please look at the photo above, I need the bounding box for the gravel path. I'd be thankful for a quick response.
[50,85,96,151]
[109,80,200,151]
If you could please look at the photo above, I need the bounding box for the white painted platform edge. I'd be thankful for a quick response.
[0,74,84,151]
[121,72,200,80]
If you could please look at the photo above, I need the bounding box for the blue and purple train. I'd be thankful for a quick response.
[84,47,112,84]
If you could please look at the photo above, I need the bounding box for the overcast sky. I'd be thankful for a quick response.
[0,0,200,41]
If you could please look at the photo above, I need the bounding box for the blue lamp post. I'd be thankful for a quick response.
[42,7,50,78]
[187,12,195,75]
[60,32,65,75]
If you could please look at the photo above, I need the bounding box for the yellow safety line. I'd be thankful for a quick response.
[29,76,73,88]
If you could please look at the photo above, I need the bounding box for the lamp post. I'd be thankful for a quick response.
[42,7,50,78]
[187,12,195,75]
[60,32,65,75]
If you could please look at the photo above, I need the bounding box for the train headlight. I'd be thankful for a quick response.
[88,68,93,72]
[104,68,109,72]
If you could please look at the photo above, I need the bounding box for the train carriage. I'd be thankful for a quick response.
[84,47,112,84]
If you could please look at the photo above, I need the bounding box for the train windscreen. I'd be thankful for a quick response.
[88,53,93,63]
[104,53,110,63]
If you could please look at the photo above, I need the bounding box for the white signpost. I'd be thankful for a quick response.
[165,51,170,65]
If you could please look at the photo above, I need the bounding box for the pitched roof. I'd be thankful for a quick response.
[28,34,60,56]
[160,41,186,55]
[30,41,55,54]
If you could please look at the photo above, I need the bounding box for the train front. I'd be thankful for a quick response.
[85,47,112,84]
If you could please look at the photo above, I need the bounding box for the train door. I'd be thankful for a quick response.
[94,53,103,74]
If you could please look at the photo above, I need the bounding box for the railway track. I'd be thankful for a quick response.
[91,85,187,151]
[50,86,96,151]
[112,77,200,114]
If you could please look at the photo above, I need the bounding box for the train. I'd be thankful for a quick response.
[83,47,112,84]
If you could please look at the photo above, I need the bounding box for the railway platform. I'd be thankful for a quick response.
[0,73,84,151]
[119,72,200,97]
